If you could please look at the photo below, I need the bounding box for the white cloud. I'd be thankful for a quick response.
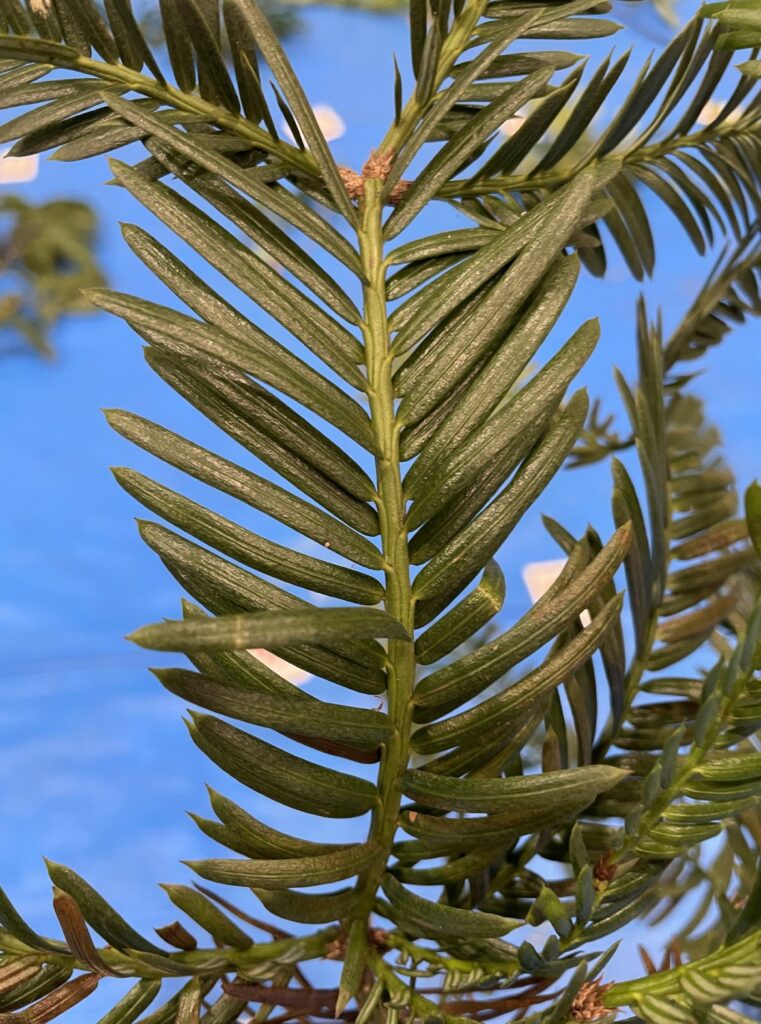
[697,100,742,126]
[281,104,346,144]
[0,151,38,184]
[499,115,524,136]
[247,649,311,685]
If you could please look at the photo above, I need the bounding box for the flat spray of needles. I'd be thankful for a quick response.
[3,0,761,1021]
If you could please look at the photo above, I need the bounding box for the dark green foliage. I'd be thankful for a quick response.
[1,2,761,1023]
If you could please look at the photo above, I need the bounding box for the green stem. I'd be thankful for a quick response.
[28,49,319,179]
[564,515,753,954]
[621,652,752,856]
[603,927,761,1007]
[339,178,416,1004]
[559,406,677,949]
[0,928,339,980]
[436,123,761,200]
[368,951,470,1024]
[377,0,488,187]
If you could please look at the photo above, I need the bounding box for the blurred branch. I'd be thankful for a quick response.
[0,196,105,357]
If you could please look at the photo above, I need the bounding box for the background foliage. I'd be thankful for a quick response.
[0,196,103,355]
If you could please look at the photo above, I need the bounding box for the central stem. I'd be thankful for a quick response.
[340,178,416,1003]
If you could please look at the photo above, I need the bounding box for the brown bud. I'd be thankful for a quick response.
[388,179,413,205]
[338,166,364,200]
[570,980,614,1022]
[325,931,346,961]
[368,927,389,952]
[362,149,394,180]
[593,851,616,886]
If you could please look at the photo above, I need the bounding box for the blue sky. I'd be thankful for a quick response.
[1,1,761,1016]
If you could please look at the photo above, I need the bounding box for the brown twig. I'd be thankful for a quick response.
[192,884,292,940]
